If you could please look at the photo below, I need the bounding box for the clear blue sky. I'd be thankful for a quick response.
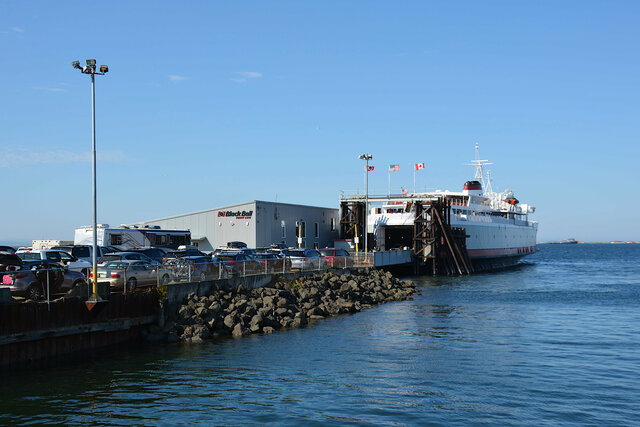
[1,0,639,244]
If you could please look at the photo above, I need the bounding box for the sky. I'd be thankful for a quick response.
[1,0,639,245]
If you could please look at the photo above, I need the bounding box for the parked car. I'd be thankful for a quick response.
[319,248,353,268]
[212,247,257,257]
[212,252,262,276]
[0,245,16,254]
[51,245,115,263]
[95,260,171,290]
[3,260,87,300]
[0,251,22,270]
[15,249,92,276]
[101,251,159,265]
[253,253,291,273]
[226,241,247,249]
[172,256,221,281]
[286,249,327,270]
[127,247,169,263]
[162,248,207,262]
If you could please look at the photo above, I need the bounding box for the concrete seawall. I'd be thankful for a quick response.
[0,271,344,369]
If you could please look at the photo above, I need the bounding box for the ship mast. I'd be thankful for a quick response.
[465,143,493,192]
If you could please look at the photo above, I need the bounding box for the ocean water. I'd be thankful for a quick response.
[1,244,638,425]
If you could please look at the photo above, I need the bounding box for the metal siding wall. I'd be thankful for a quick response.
[136,202,339,251]
[255,202,339,249]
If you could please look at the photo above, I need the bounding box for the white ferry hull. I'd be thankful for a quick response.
[455,222,538,259]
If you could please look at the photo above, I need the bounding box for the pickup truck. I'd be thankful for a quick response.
[16,249,92,277]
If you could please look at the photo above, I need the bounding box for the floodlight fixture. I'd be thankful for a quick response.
[99,65,109,73]
[86,59,96,67]
[72,60,81,69]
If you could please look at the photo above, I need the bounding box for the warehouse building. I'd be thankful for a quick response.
[131,200,340,252]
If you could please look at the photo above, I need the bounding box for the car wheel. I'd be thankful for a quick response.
[73,280,87,288]
[126,277,137,291]
[27,284,43,300]
[161,274,170,285]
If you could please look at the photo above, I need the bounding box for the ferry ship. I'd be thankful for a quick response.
[366,145,538,270]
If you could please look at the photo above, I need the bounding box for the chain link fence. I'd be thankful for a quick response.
[2,253,375,301]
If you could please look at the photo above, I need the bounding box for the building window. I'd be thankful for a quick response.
[281,221,286,238]
[314,222,319,238]
[330,218,336,231]
[111,234,122,245]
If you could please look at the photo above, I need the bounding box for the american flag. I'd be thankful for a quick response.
[389,164,400,172]
[401,188,409,195]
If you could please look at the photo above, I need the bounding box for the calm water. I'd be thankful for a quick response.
[1,244,639,426]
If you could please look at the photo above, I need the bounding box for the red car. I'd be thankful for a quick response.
[319,248,353,268]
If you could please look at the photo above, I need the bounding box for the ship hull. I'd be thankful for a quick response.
[453,221,538,261]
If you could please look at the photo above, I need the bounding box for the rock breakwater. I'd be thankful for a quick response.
[168,269,417,343]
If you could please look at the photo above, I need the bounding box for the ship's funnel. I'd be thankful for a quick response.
[463,180,482,195]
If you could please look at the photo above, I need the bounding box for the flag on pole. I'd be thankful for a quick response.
[389,164,400,172]
[415,163,425,171]
[401,188,409,195]
[367,165,375,171]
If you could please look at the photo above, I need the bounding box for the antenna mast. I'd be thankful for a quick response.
[464,143,493,191]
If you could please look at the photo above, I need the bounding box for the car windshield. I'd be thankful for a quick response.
[319,249,333,256]
[103,254,122,261]
[104,262,127,269]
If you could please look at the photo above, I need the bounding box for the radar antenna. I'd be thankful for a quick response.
[464,143,493,190]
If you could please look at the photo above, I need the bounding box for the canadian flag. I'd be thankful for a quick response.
[415,163,425,171]
[367,165,375,171]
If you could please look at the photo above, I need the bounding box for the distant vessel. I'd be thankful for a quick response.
[544,238,579,244]
[367,144,538,270]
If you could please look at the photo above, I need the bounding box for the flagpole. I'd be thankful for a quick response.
[413,167,416,194]
[388,167,390,197]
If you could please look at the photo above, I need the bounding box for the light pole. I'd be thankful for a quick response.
[358,154,372,253]
[72,59,109,302]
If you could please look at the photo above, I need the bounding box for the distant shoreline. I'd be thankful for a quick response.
[538,241,640,245]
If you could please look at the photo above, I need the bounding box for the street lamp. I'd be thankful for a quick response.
[358,154,373,254]
[72,59,109,302]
